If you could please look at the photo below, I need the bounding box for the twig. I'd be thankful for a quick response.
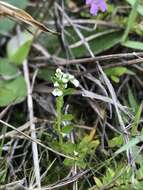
[32,169,90,190]
[56,3,94,57]
[0,118,36,140]
[45,19,123,29]
[0,119,74,159]
[98,64,135,166]
[30,51,143,66]
[0,104,12,119]
[23,59,41,189]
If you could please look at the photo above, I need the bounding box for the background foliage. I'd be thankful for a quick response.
[0,0,143,189]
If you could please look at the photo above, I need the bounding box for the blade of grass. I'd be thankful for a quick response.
[131,102,142,135]
[115,136,143,155]
[122,0,139,42]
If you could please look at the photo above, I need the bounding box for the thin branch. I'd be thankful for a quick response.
[0,119,74,160]
[23,59,41,189]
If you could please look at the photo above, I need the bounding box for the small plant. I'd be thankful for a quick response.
[52,68,99,168]
[52,68,79,143]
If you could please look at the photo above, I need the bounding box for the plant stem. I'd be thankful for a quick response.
[56,95,63,144]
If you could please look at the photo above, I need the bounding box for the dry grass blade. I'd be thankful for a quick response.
[0,1,59,35]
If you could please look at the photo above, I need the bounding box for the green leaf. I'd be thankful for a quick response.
[76,159,87,169]
[104,67,133,83]
[7,32,33,64]
[37,69,55,81]
[89,140,99,150]
[3,0,28,8]
[126,0,143,16]
[128,88,139,112]
[107,168,115,178]
[105,67,134,83]
[115,136,143,155]
[104,67,128,77]
[122,0,139,42]
[0,59,20,80]
[109,135,123,148]
[131,102,142,135]
[78,135,99,155]
[94,177,103,188]
[0,76,27,106]
[0,0,28,33]
[122,40,143,50]
[70,30,123,57]
[64,158,75,167]
[62,142,76,154]
[62,114,74,121]
[61,125,74,134]
[110,75,120,83]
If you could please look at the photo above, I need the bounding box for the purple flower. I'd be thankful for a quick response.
[86,0,107,15]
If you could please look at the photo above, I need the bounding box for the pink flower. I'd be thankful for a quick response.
[86,0,107,15]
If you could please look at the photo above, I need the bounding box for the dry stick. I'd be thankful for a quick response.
[0,120,74,159]
[0,119,36,140]
[34,169,90,190]
[0,1,58,35]
[30,52,143,66]
[102,58,143,69]
[46,19,123,29]
[0,179,25,190]
[56,4,94,57]
[0,104,12,119]
[55,52,143,66]
[98,64,134,166]
[23,59,41,189]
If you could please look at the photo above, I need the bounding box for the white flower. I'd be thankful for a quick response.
[56,68,62,74]
[55,68,63,79]
[74,150,79,156]
[62,74,69,83]
[68,74,74,80]
[71,78,79,87]
[54,81,60,87]
[52,88,63,96]
[54,69,79,93]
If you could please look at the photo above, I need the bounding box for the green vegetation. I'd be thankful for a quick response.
[0,0,143,189]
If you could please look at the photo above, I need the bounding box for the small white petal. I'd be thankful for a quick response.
[62,78,69,83]
[55,68,63,79]
[56,68,62,74]
[71,79,79,87]
[54,82,60,87]
[74,150,79,156]
[63,73,68,78]
[52,88,63,96]
[64,83,68,88]
[68,74,74,80]
[62,74,69,83]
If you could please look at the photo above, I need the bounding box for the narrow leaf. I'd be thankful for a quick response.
[115,136,143,155]
[122,0,139,42]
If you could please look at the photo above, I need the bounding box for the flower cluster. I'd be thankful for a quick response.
[86,0,107,15]
[52,68,79,97]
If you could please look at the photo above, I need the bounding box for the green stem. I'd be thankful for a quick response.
[56,95,63,144]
